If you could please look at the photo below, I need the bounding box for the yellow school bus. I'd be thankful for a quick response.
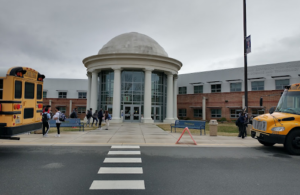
[251,83,300,155]
[0,67,45,138]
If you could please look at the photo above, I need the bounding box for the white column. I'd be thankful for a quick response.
[69,100,72,116]
[49,100,51,106]
[142,68,154,123]
[90,71,98,111]
[111,67,122,123]
[173,75,178,120]
[164,72,175,123]
[86,73,92,110]
[242,95,245,109]
[202,96,206,121]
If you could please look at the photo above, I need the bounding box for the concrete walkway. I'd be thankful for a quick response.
[0,123,263,147]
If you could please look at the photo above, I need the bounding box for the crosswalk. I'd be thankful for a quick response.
[89,145,145,190]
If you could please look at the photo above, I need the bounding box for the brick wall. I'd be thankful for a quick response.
[43,98,87,120]
[177,90,282,121]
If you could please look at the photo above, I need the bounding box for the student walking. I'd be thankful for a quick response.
[92,110,98,127]
[104,110,111,130]
[98,108,103,129]
[53,107,61,137]
[70,108,78,118]
[86,108,92,127]
[42,107,51,137]
[238,113,246,139]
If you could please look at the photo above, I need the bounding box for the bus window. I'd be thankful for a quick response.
[0,79,3,99]
[15,80,22,99]
[24,108,34,119]
[25,82,35,99]
[37,84,42,99]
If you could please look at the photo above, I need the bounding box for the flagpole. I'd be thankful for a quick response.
[243,0,248,112]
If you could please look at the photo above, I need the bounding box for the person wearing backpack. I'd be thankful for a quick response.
[92,110,98,127]
[53,107,62,137]
[86,108,92,127]
[42,107,51,137]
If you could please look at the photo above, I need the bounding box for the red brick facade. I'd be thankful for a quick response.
[43,98,87,120]
[177,90,282,121]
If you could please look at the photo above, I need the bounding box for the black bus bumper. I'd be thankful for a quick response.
[251,131,286,144]
[0,122,42,138]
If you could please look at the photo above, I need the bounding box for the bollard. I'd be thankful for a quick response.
[246,124,252,136]
[209,120,218,136]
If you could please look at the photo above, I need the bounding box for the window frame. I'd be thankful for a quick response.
[230,109,242,118]
[275,79,290,90]
[251,81,264,91]
[25,82,35,99]
[178,109,187,117]
[37,84,42,100]
[211,84,221,93]
[77,107,86,114]
[43,91,47,98]
[194,85,203,94]
[251,108,265,117]
[15,80,22,99]
[230,83,242,92]
[78,92,87,99]
[178,87,187,94]
[193,109,202,117]
[58,106,66,114]
[58,92,67,98]
[211,109,222,118]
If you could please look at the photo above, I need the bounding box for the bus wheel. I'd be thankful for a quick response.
[258,140,275,146]
[285,130,300,155]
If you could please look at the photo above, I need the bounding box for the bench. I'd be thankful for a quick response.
[49,118,84,131]
[170,120,206,135]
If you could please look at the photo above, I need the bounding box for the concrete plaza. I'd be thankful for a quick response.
[0,123,265,147]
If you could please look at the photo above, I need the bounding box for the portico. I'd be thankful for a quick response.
[83,32,182,123]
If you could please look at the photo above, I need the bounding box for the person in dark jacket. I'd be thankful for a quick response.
[98,108,103,129]
[70,108,78,118]
[238,113,246,139]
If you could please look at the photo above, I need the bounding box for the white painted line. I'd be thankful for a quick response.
[108,151,141,155]
[104,158,142,163]
[90,180,145,190]
[111,146,140,149]
[98,167,143,174]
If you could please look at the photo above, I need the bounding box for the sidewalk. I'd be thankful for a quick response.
[0,123,262,147]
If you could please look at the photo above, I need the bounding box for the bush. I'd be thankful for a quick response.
[217,117,227,123]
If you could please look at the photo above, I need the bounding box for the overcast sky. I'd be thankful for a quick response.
[0,0,299,79]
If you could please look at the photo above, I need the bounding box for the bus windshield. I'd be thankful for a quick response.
[275,91,300,115]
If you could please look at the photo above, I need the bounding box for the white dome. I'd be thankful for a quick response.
[98,32,168,57]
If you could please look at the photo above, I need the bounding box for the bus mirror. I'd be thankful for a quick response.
[269,107,275,114]
[260,97,263,106]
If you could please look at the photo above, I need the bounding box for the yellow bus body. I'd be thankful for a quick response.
[251,83,300,154]
[0,67,45,137]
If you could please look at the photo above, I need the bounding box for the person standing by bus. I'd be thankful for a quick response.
[42,107,51,137]
[238,113,246,139]
[53,107,61,137]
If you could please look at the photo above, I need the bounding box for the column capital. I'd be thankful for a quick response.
[144,68,154,72]
[164,71,176,76]
[112,66,122,71]
[86,72,92,77]
[173,74,178,80]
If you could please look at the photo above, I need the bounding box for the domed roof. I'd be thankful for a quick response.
[98,32,168,57]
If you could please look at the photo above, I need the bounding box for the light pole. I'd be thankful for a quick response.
[243,0,248,112]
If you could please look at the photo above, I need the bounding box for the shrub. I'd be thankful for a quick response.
[217,117,227,123]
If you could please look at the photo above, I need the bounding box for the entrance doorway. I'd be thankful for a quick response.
[151,106,162,122]
[123,105,141,122]
[104,105,113,116]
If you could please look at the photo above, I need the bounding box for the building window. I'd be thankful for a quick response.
[194,86,203,94]
[211,109,221,118]
[78,92,87,99]
[178,87,187,94]
[58,107,66,114]
[275,79,289,90]
[230,109,242,118]
[230,83,242,92]
[194,109,202,117]
[251,109,264,117]
[178,109,186,117]
[251,81,264,91]
[43,91,47,98]
[0,79,3,99]
[58,92,67,98]
[77,107,86,114]
[211,84,221,93]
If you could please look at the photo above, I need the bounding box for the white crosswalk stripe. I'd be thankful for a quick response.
[111,145,140,149]
[90,180,145,190]
[104,158,142,163]
[108,151,141,155]
[98,167,143,174]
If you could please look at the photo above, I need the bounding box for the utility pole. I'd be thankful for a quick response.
[243,0,248,112]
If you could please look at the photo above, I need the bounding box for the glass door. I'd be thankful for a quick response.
[124,106,131,121]
[133,106,140,122]
[123,105,141,122]
[151,106,162,122]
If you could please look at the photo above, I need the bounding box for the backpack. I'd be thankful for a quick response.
[235,119,240,127]
[59,112,66,122]
[70,112,75,118]
[42,113,48,123]
[108,114,112,120]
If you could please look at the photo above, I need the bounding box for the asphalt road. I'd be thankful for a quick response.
[0,145,299,195]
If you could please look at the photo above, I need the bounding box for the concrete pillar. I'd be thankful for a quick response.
[111,67,122,123]
[142,68,154,123]
[90,71,98,111]
[164,72,175,123]
[173,75,178,120]
[49,100,51,106]
[69,100,72,116]
[202,96,206,121]
[86,73,92,110]
[242,95,245,109]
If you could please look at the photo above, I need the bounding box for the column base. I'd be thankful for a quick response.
[110,117,123,123]
[163,118,175,124]
[141,118,154,123]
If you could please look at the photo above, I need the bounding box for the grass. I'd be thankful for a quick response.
[156,123,240,136]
